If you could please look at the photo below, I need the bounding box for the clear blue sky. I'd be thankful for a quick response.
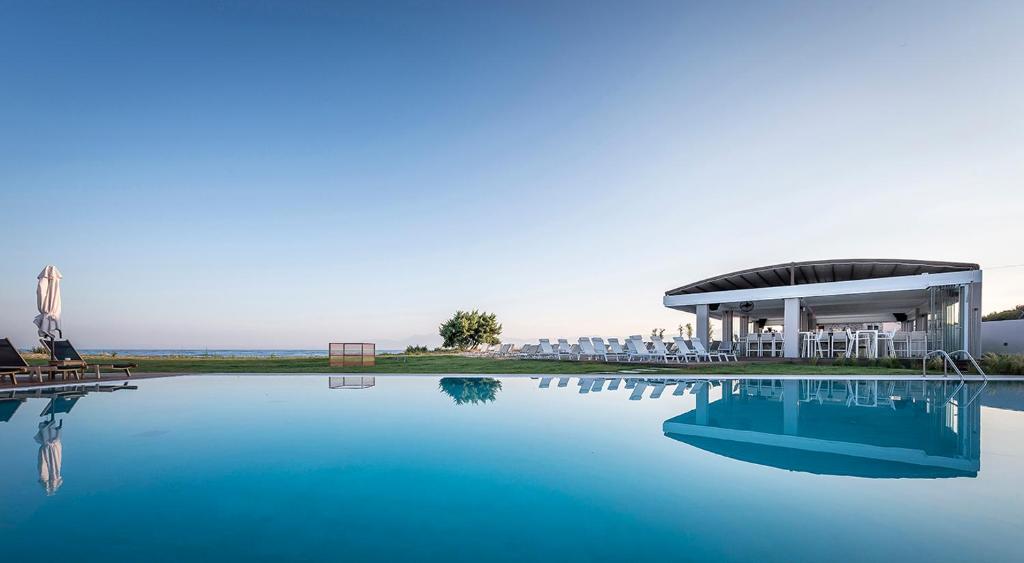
[1,1,1021,349]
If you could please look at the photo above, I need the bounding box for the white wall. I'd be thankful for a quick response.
[981,320,1024,355]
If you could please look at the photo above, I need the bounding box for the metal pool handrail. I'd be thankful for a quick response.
[923,349,988,406]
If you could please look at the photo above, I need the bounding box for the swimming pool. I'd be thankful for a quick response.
[2,375,1022,562]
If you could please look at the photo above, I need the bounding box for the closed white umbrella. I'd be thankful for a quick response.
[33,265,63,340]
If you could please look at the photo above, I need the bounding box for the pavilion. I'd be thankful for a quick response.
[663,259,983,358]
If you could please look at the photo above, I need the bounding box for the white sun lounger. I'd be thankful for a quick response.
[557,339,578,360]
[650,336,681,363]
[714,342,738,362]
[672,337,705,362]
[589,337,610,364]
[690,338,728,362]
[578,338,601,361]
[627,336,662,362]
[536,339,559,359]
[606,338,628,361]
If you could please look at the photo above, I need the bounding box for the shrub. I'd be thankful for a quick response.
[404,345,429,355]
[981,353,1024,375]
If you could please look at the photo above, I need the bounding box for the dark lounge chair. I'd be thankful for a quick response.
[42,339,136,379]
[0,337,30,386]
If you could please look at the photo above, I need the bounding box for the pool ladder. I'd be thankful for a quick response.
[923,350,987,406]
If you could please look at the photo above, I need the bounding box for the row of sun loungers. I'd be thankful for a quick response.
[0,337,136,386]
[474,335,738,363]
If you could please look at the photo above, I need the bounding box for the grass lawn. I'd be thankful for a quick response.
[26,353,920,375]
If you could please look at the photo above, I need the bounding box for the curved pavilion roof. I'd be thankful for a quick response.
[665,259,979,296]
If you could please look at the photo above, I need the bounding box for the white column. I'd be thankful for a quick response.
[721,311,734,351]
[695,304,710,349]
[784,297,801,358]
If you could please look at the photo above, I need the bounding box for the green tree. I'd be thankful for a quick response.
[438,377,502,405]
[439,310,502,350]
[983,305,1024,321]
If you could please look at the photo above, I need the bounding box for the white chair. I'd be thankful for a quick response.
[536,339,559,359]
[671,337,703,362]
[627,336,662,362]
[516,344,536,358]
[689,338,725,362]
[578,338,601,361]
[556,339,577,360]
[814,331,831,358]
[830,331,848,358]
[711,341,738,362]
[844,329,857,358]
[493,343,513,357]
[878,331,896,357]
[590,337,614,362]
[650,336,681,363]
[909,331,928,357]
[607,338,628,361]
[745,333,761,357]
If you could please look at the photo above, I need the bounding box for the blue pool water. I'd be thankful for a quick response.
[1,375,1022,562]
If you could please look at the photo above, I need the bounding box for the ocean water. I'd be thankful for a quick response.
[1,375,1022,562]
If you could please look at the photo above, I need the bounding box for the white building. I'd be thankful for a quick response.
[663,259,982,359]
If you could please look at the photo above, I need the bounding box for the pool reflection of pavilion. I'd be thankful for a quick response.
[663,379,981,478]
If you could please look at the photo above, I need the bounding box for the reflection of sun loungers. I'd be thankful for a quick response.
[539,377,552,388]
[629,381,648,400]
[649,381,667,398]
[673,380,690,396]
[578,377,593,394]
[607,378,622,391]
[557,377,569,388]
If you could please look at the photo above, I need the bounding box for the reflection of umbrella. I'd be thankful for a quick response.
[34,419,63,495]
[33,265,63,339]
